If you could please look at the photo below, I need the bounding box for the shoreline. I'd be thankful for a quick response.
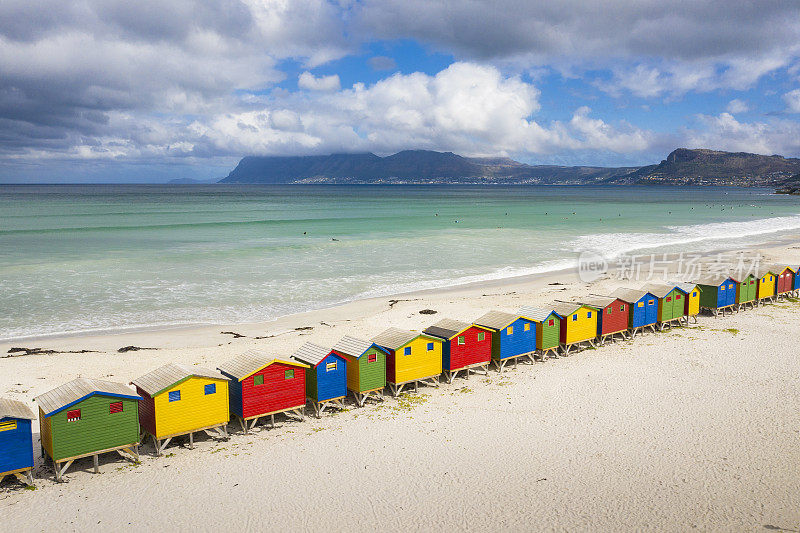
[1,243,799,530]
[4,232,800,349]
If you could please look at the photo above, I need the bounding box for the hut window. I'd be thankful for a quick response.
[607,308,612,314]
[676,294,682,300]
[750,281,754,285]
[326,361,338,372]
[0,420,17,432]
[457,336,465,345]
[729,284,734,289]
[403,347,411,356]
[572,315,577,322]
[507,326,513,335]
[285,369,294,380]
[368,353,377,363]
[770,276,773,281]
[478,332,485,341]
[587,311,592,318]
[254,374,264,386]
[666,297,671,302]
[693,291,698,296]
[637,302,644,307]
[648,300,654,305]
[721,285,725,291]
[547,319,554,326]
[619,305,625,312]
[426,342,434,351]
[168,391,181,402]
[204,384,216,395]
[67,409,81,422]
[109,401,123,414]
[524,323,530,331]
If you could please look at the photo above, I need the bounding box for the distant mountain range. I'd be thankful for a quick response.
[219,148,800,187]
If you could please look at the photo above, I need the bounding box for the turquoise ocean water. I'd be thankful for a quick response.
[1,184,799,341]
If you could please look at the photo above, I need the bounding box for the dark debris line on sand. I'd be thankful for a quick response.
[5,347,99,357]
[116,346,158,353]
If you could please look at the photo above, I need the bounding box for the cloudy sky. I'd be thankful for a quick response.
[2,0,800,182]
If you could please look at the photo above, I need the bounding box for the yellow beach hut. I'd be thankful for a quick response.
[552,301,600,354]
[132,363,230,456]
[372,328,443,396]
[673,282,701,323]
[755,268,777,304]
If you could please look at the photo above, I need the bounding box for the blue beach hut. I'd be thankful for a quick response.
[291,342,347,418]
[605,288,658,337]
[696,274,737,316]
[794,266,800,296]
[474,311,538,372]
[0,398,36,487]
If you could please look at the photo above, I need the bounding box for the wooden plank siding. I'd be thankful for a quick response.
[140,377,229,439]
[0,417,34,475]
[239,362,306,419]
[385,337,442,385]
[559,306,599,345]
[335,347,386,394]
[308,353,347,402]
[736,275,758,304]
[43,395,140,461]
[441,326,492,371]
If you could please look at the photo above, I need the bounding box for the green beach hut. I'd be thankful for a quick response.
[641,283,688,329]
[733,273,758,309]
[518,306,562,359]
[331,336,389,406]
[36,378,142,481]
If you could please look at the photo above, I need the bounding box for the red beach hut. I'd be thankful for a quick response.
[575,296,630,344]
[218,350,309,432]
[423,318,493,383]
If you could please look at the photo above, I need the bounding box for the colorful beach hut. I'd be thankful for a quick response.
[552,302,600,354]
[574,296,630,344]
[733,273,758,310]
[640,283,688,329]
[604,288,658,337]
[423,318,493,383]
[331,336,389,406]
[772,265,794,298]
[291,342,347,417]
[218,351,309,432]
[755,268,777,304]
[36,378,142,481]
[517,306,562,359]
[132,364,229,456]
[696,274,737,316]
[372,328,443,396]
[793,266,800,297]
[672,282,701,323]
[474,311,538,371]
[0,398,36,487]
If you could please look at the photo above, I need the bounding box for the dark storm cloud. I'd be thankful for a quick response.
[354,0,800,62]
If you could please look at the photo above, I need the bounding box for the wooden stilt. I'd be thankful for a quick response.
[93,454,99,474]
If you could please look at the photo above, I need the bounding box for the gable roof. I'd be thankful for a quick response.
[573,296,617,309]
[694,274,735,287]
[372,328,437,350]
[217,350,307,381]
[607,288,653,303]
[331,336,388,359]
[0,398,36,421]
[671,282,699,293]
[422,318,488,340]
[473,310,519,330]
[640,283,685,298]
[36,378,142,417]
[291,342,335,367]
[131,363,226,397]
[552,301,598,317]
[517,306,559,322]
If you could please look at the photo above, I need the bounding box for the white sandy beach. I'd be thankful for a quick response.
[1,242,800,531]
